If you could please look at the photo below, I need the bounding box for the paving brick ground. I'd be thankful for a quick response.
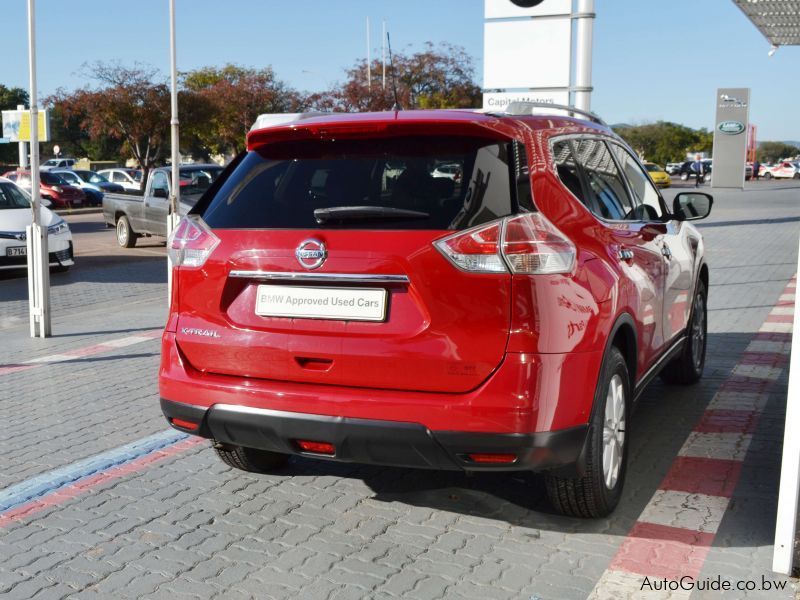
[1,180,799,599]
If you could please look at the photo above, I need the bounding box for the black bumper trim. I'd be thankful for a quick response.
[160,398,588,472]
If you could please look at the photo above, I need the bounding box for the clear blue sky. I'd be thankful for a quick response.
[0,0,797,140]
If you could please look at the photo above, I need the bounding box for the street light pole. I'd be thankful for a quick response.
[25,0,50,338]
[573,0,595,112]
[167,0,181,300]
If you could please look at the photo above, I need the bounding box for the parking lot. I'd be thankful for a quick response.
[1,179,799,599]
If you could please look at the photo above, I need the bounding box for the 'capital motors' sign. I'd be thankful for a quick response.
[711,88,751,189]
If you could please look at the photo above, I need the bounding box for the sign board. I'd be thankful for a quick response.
[1,109,51,143]
[483,0,574,111]
[711,88,750,189]
[0,137,10,144]
[483,19,572,90]
[485,0,571,18]
[483,90,569,110]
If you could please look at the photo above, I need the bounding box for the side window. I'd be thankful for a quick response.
[512,140,534,211]
[552,139,590,209]
[611,144,664,220]
[151,172,169,193]
[573,139,634,221]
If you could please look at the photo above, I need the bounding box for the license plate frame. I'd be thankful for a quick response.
[255,285,388,322]
[6,246,26,257]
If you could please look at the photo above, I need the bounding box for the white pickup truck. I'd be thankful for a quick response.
[102,164,223,247]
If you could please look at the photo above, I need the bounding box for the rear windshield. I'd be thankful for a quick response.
[40,172,67,185]
[200,136,515,230]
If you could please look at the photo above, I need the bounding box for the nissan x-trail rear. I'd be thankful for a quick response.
[160,108,712,517]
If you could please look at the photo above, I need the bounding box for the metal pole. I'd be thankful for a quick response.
[26,0,50,338]
[17,105,28,170]
[573,0,595,112]
[382,21,386,90]
[773,269,800,574]
[366,17,371,91]
[167,0,181,301]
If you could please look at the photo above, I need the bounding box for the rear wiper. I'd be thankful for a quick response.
[314,206,429,224]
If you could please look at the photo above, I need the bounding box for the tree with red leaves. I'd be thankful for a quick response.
[307,43,481,112]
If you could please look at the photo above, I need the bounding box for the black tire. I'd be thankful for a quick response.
[764,172,773,180]
[116,215,137,248]
[660,281,707,385]
[214,443,290,473]
[545,347,629,518]
[680,172,689,181]
[794,173,800,180]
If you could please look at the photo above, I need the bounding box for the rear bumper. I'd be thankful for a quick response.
[161,398,588,472]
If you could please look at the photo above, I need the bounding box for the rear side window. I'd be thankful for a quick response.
[573,139,634,221]
[201,136,516,230]
[552,140,590,208]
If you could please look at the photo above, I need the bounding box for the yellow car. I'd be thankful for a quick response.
[644,162,671,188]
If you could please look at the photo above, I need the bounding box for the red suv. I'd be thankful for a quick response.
[160,109,712,517]
[2,170,85,208]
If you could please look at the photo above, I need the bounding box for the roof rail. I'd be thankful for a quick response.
[500,101,608,127]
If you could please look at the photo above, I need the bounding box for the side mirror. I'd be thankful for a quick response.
[152,187,168,199]
[673,192,713,221]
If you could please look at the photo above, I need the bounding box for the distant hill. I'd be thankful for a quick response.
[758,140,800,148]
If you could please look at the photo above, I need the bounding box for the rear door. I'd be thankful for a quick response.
[176,135,518,393]
[570,138,667,369]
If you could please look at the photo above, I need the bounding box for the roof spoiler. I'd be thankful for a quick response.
[250,112,332,132]
[493,101,608,127]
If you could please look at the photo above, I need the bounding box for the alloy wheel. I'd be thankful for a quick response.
[691,293,706,370]
[602,374,626,489]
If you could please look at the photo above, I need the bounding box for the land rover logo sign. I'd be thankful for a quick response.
[510,0,545,6]
[717,120,745,135]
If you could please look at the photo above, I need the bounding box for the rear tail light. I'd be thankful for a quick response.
[434,213,575,275]
[167,215,220,268]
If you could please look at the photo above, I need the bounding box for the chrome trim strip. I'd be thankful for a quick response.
[229,270,410,284]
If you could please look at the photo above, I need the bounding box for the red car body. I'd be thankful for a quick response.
[2,170,85,208]
[159,109,712,516]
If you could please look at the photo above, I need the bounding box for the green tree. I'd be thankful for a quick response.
[757,141,800,163]
[0,84,30,164]
[612,121,712,166]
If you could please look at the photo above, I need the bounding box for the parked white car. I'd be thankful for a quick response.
[762,161,800,180]
[97,168,143,191]
[41,158,77,170]
[0,177,74,272]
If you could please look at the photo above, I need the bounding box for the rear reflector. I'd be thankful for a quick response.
[467,453,517,464]
[295,440,336,455]
[171,418,199,431]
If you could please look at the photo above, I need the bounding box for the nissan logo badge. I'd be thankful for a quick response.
[295,239,327,270]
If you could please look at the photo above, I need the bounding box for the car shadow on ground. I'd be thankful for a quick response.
[274,330,778,542]
[0,255,166,299]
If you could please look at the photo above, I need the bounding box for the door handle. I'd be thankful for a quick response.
[618,248,634,262]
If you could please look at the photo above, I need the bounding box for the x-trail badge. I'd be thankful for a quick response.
[295,239,327,270]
